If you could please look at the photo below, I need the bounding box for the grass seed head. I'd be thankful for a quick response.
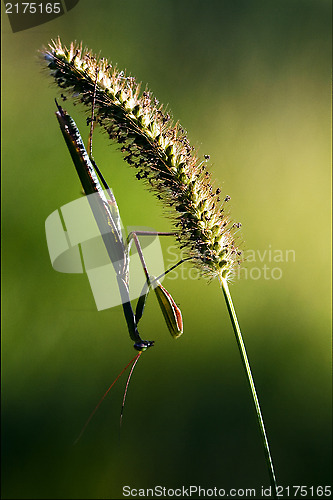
[41,38,243,281]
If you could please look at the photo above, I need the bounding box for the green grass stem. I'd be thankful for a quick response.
[220,277,278,498]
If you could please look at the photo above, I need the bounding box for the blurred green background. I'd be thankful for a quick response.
[1,1,331,498]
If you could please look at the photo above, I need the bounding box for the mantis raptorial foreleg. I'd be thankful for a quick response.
[126,231,194,338]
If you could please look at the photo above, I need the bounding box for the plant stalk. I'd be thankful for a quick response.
[220,277,277,498]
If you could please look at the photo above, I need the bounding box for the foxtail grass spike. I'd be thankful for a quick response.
[41,38,242,282]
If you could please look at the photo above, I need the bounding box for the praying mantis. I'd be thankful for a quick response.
[54,99,190,434]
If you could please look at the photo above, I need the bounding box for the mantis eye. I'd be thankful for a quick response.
[133,340,155,351]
